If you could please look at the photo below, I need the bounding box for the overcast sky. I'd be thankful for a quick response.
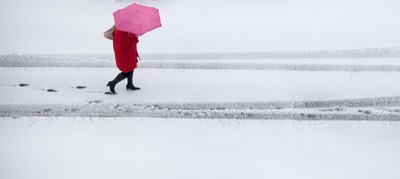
[1,0,400,54]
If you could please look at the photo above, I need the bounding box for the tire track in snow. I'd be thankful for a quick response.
[2,54,400,71]
[2,96,400,121]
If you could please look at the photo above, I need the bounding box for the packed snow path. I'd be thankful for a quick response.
[1,67,400,120]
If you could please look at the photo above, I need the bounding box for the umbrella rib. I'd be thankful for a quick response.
[136,9,142,35]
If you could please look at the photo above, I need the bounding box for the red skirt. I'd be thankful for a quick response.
[113,30,139,73]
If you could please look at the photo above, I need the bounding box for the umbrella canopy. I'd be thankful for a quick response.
[113,3,162,36]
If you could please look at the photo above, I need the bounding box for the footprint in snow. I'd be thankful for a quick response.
[389,109,400,113]
[42,108,52,112]
[47,89,58,92]
[88,100,103,104]
[65,108,80,112]
[358,110,371,115]
[19,83,29,87]
[301,113,317,118]
[71,108,80,112]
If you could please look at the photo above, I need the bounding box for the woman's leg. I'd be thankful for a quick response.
[126,70,140,90]
[107,72,128,94]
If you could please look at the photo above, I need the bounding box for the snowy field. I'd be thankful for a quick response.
[1,117,400,179]
[2,54,400,179]
[2,52,400,120]
[2,0,400,178]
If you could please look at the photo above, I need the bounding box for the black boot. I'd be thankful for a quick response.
[107,72,127,94]
[126,71,140,90]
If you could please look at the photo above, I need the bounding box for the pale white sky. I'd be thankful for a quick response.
[0,0,400,54]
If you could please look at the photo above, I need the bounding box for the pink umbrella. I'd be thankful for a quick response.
[113,3,162,36]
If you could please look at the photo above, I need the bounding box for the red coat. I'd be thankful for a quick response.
[113,30,139,73]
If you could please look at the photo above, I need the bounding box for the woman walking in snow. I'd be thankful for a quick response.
[106,3,161,94]
[106,28,141,94]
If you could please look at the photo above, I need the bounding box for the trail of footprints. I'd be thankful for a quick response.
[14,82,110,115]
[17,83,88,93]
[11,82,400,118]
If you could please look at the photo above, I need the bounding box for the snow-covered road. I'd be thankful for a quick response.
[1,67,400,120]
[1,54,400,179]
[3,53,400,71]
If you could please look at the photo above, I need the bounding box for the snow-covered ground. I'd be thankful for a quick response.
[2,51,400,71]
[1,52,400,120]
[1,53,400,178]
[2,0,400,177]
[1,117,400,179]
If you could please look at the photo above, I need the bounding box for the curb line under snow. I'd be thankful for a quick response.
[2,54,400,72]
[2,96,400,121]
